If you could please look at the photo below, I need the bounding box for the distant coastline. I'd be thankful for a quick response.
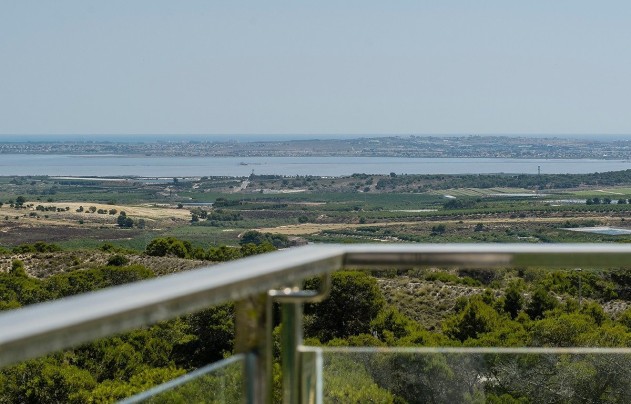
[1,133,631,142]
[1,135,631,160]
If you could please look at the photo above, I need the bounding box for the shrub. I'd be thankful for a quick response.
[107,254,130,267]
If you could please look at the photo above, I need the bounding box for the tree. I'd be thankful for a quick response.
[531,312,596,347]
[443,297,500,342]
[174,305,235,368]
[117,215,133,228]
[239,230,289,249]
[443,198,475,210]
[370,306,416,342]
[33,241,61,252]
[304,271,385,342]
[503,282,524,319]
[526,287,558,320]
[207,245,241,261]
[15,196,26,206]
[145,237,189,258]
[240,242,276,257]
[431,224,446,235]
[239,230,267,245]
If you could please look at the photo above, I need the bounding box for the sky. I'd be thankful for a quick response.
[1,1,630,138]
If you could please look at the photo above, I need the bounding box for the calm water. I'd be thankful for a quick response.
[0,155,630,177]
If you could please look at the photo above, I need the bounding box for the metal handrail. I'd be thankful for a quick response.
[2,243,631,403]
[0,245,344,367]
[2,243,631,367]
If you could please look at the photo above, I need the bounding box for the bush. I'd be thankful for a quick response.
[9,259,27,277]
[107,254,130,267]
[239,230,289,249]
[145,237,189,258]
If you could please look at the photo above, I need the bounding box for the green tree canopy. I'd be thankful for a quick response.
[304,271,385,342]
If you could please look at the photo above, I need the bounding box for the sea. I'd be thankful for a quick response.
[0,155,630,177]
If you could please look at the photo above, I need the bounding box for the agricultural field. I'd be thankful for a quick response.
[4,171,631,250]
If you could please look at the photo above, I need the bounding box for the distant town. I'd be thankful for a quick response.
[2,135,631,159]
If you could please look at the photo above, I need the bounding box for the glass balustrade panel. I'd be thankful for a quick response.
[120,354,244,404]
[302,347,631,404]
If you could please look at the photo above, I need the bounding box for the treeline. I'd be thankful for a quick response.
[375,169,631,191]
[0,241,61,255]
[144,231,288,261]
[587,197,630,205]
[189,207,243,224]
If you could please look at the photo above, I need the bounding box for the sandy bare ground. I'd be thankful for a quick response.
[0,202,193,245]
[61,203,191,219]
[256,222,416,235]
[1,203,190,221]
[256,216,586,235]
[0,202,191,240]
[595,189,625,195]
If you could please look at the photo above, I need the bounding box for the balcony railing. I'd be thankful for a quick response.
[2,244,631,403]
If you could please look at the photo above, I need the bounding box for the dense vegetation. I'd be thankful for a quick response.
[373,169,631,191]
[4,238,631,402]
[0,240,266,402]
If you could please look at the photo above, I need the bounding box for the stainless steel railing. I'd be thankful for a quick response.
[2,244,631,403]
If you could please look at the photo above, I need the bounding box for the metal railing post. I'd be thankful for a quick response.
[236,293,272,404]
[270,275,331,403]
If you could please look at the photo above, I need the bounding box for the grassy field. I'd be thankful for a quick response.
[429,187,537,197]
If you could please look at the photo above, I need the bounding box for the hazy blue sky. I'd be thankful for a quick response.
[1,1,630,137]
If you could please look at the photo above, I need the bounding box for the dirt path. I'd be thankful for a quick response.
[256,216,576,235]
